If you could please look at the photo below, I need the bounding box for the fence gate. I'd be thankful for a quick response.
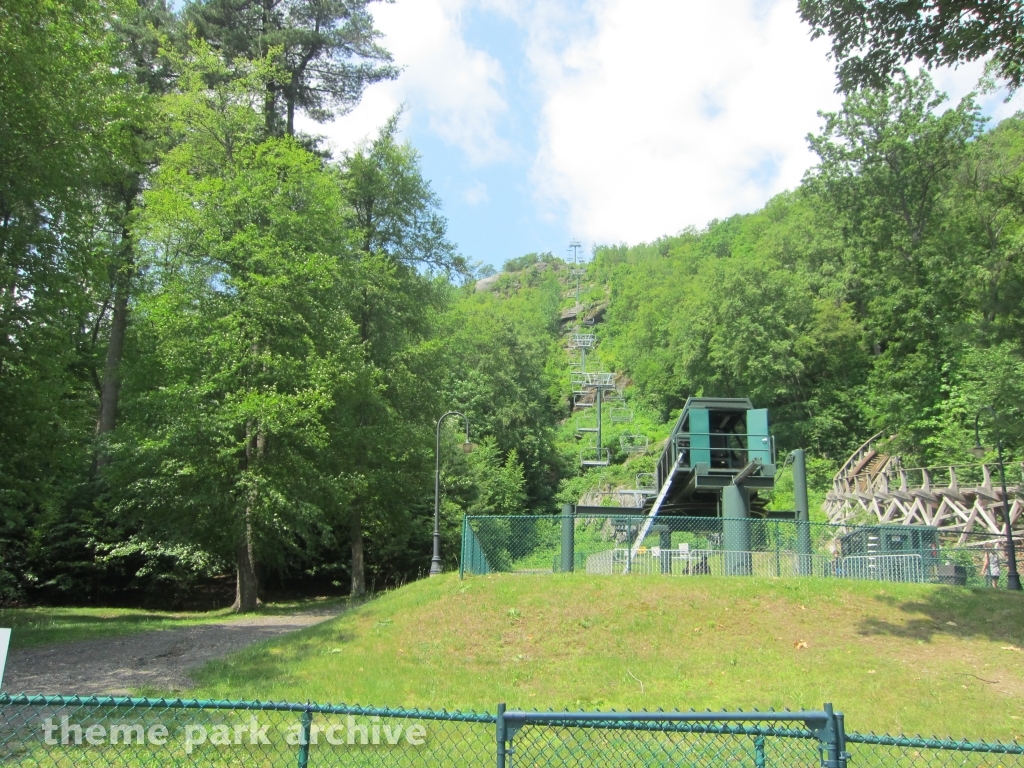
[497,703,849,768]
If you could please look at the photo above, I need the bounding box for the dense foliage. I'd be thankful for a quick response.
[799,0,1024,93]
[0,0,563,608]
[594,73,1024,472]
[3,0,1024,609]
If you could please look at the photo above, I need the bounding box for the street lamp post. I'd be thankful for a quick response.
[431,411,473,577]
[972,406,1022,591]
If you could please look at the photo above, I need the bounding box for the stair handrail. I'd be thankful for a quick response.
[843,461,1024,496]
[835,432,885,486]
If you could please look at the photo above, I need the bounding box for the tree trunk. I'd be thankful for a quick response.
[96,192,136,466]
[350,506,365,597]
[96,290,128,449]
[233,513,259,612]
[232,422,264,612]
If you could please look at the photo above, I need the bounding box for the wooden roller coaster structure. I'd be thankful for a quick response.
[824,433,1024,546]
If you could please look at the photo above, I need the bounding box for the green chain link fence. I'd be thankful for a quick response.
[0,694,493,767]
[462,514,1021,588]
[2,694,1023,766]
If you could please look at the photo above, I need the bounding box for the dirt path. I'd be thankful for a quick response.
[4,609,341,696]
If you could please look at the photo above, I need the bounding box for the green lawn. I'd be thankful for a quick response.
[187,574,1024,742]
[0,596,348,650]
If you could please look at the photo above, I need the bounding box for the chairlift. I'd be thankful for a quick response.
[619,434,650,456]
[580,447,611,467]
[610,407,634,424]
[575,411,598,434]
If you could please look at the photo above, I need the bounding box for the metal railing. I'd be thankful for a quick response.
[462,514,1024,587]
[658,432,774,486]
[837,461,1024,498]
[2,694,1022,766]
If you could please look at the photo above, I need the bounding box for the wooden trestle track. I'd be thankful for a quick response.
[825,433,1024,546]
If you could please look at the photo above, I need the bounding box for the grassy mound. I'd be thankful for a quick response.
[190,574,1024,741]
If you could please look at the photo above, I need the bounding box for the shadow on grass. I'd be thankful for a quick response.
[190,623,358,695]
[856,586,1024,644]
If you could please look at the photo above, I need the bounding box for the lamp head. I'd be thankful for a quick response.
[971,444,987,460]
[462,441,476,454]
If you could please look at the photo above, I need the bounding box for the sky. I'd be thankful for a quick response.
[299,0,1024,271]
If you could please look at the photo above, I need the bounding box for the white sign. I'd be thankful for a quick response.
[0,628,10,691]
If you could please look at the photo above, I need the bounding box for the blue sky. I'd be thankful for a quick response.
[301,0,1024,272]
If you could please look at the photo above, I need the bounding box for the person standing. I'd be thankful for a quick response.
[983,547,1001,588]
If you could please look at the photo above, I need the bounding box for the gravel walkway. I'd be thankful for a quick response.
[4,609,341,696]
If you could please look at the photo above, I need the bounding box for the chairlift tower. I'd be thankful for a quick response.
[567,239,586,303]
[571,333,596,373]
[580,371,617,467]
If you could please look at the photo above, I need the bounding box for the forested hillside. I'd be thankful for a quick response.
[3,0,1024,609]
[592,76,1024,472]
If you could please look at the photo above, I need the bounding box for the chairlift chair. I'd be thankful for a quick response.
[620,434,650,456]
[580,447,611,467]
[610,407,634,423]
[575,411,598,434]
[573,393,596,409]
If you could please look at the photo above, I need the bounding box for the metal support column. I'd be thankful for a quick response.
[794,448,812,576]
[560,504,575,572]
[723,483,752,576]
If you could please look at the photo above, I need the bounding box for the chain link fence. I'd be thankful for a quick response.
[462,514,1022,588]
[2,695,1022,766]
[0,695,493,767]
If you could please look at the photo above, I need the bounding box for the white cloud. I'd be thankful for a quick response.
[524,0,1024,246]
[302,0,1024,253]
[930,57,1024,122]
[463,180,490,205]
[301,0,511,164]
[527,0,844,244]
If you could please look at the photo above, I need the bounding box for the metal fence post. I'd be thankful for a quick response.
[819,702,847,768]
[627,517,634,573]
[794,448,812,576]
[836,711,849,768]
[496,703,507,768]
[775,520,781,577]
[460,515,467,580]
[754,735,766,768]
[560,504,575,572]
[296,707,312,768]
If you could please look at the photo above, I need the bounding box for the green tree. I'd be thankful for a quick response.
[187,0,398,135]
[95,0,180,458]
[0,0,138,599]
[116,43,358,611]
[799,0,1024,92]
[334,116,462,595]
[806,73,985,453]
